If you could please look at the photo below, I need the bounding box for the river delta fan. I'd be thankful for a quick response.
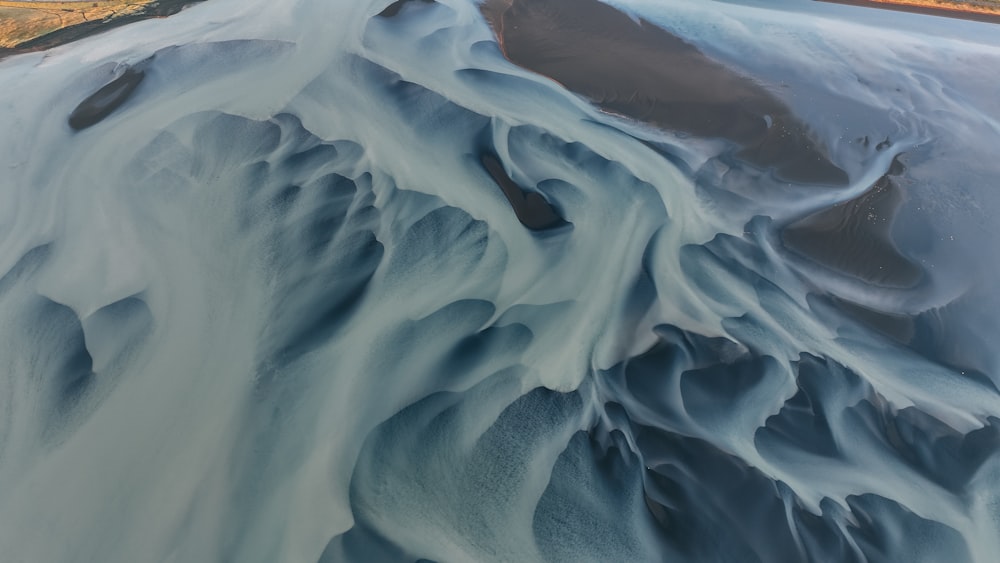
[0,0,999,562]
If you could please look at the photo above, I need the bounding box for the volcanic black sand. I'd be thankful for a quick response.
[480,153,564,230]
[480,0,848,186]
[68,66,146,130]
[782,155,922,288]
[0,0,206,60]
[818,0,1000,24]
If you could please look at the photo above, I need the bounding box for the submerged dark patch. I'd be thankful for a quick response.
[782,156,921,288]
[377,0,435,18]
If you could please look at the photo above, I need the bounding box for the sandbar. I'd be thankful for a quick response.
[480,0,848,186]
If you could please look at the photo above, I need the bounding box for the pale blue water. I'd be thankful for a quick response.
[0,1,998,561]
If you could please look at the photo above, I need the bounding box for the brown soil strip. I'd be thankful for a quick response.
[0,0,205,58]
[817,0,1000,24]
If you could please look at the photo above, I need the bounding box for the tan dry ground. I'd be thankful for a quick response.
[871,0,1000,16]
[0,0,153,48]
